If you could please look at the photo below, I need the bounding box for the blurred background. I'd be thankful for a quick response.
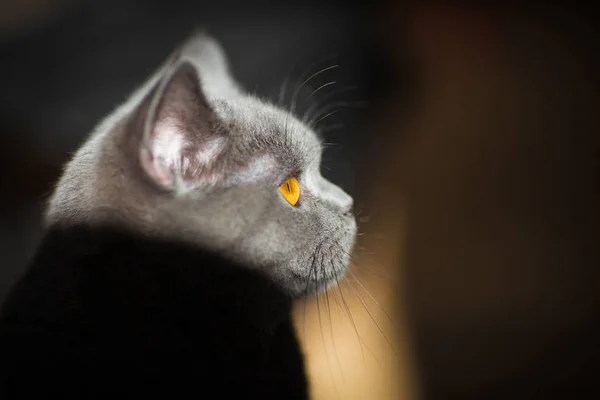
[1,2,598,399]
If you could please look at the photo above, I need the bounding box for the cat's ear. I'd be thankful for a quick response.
[178,31,242,98]
[134,60,226,192]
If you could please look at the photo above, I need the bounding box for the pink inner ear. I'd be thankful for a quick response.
[136,61,225,190]
[140,121,187,191]
[152,120,187,167]
[139,147,176,191]
[141,119,226,190]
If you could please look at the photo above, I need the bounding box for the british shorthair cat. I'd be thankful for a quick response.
[0,32,356,398]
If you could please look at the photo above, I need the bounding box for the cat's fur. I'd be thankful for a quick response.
[0,32,356,397]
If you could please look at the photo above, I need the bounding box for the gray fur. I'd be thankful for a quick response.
[45,32,356,296]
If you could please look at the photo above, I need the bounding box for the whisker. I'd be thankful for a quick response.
[304,81,337,103]
[331,284,344,317]
[331,259,365,362]
[307,100,368,127]
[324,243,346,381]
[313,110,343,126]
[302,252,318,340]
[330,258,380,363]
[321,256,345,394]
[352,254,395,281]
[315,264,336,393]
[340,262,396,355]
[325,287,345,381]
[316,252,343,398]
[355,265,391,281]
[281,74,292,151]
[348,270,398,329]
[337,245,394,281]
[279,53,336,110]
[291,65,339,114]
[321,141,338,148]
[316,124,345,135]
[278,74,291,107]
[302,85,360,122]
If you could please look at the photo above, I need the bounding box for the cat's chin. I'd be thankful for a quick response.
[285,256,351,297]
[303,273,346,296]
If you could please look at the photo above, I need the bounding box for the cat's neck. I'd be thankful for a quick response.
[23,223,293,334]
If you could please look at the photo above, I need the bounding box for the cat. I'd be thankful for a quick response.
[0,32,356,398]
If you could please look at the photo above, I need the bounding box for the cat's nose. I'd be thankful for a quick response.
[317,176,354,216]
[342,202,354,218]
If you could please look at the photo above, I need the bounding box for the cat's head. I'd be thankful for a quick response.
[46,33,356,296]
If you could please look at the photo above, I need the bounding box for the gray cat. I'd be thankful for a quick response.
[47,32,356,295]
[0,32,356,398]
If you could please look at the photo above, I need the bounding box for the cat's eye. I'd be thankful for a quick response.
[279,177,300,206]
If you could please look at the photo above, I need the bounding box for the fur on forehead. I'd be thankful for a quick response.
[210,97,324,170]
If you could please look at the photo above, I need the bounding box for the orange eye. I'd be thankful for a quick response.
[278,177,300,206]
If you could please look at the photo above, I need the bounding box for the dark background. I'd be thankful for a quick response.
[1,2,598,399]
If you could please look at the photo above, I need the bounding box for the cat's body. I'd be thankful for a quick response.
[0,32,356,397]
[0,224,307,398]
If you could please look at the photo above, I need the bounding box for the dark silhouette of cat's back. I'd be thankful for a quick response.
[0,225,308,398]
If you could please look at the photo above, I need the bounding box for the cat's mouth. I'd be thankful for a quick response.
[293,237,354,295]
